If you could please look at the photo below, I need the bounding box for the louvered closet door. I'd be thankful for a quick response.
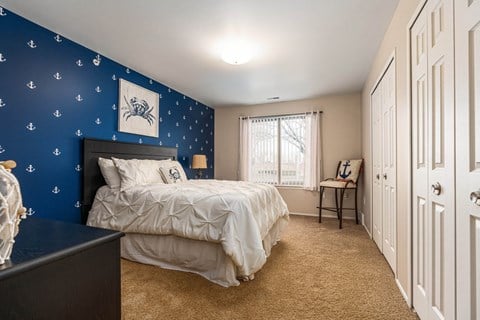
[455,1,480,319]
[411,0,455,319]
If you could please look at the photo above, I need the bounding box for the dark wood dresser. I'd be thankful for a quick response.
[0,218,124,319]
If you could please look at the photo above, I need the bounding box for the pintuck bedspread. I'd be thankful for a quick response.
[87,179,289,278]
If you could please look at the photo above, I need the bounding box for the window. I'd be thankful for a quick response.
[248,115,306,186]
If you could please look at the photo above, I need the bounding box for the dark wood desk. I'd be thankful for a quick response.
[0,218,124,320]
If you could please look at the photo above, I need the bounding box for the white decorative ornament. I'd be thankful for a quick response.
[0,7,6,16]
[0,53,6,62]
[95,118,102,125]
[75,129,83,137]
[149,79,153,84]
[54,34,62,42]
[26,208,35,216]
[76,59,83,67]
[52,186,61,194]
[27,40,37,48]
[25,165,35,173]
[0,165,27,265]
[112,134,117,141]
[53,72,62,80]
[95,86,102,93]
[74,201,81,208]
[138,138,143,144]
[125,68,130,73]
[52,148,61,156]
[112,104,117,110]
[26,122,36,131]
[53,109,62,118]
[75,94,83,102]
[75,164,82,172]
[0,98,5,107]
[0,146,4,154]
[112,74,117,80]
[26,81,36,89]
[93,54,101,66]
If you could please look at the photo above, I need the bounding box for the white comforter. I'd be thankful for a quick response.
[87,179,289,277]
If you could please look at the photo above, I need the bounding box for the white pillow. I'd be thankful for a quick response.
[112,158,170,191]
[159,161,188,184]
[98,157,121,189]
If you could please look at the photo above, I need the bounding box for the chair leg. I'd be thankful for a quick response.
[339,188,346,229]
[334,189,340,219]
[318,187,324,223]
[355,187,359,224]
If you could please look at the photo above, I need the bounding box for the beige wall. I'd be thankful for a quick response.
[215,93,362,217]
[361,0,423,303]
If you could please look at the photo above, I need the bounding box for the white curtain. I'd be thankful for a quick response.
[303,112,322,190]
[238,117,251,181]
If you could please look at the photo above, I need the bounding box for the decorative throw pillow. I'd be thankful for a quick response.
[98,157,121,189]
[336,159,362,183]
[159,161,188,184]
[112,158,168,191]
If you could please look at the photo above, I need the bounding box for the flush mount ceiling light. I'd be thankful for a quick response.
[219,39,255,65]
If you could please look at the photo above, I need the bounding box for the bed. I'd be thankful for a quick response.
[82,138,289,287]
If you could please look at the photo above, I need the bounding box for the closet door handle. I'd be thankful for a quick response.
[431,182,442,196]
[376,174,380,180]
[383,173,387,179]
[471,191,480,206]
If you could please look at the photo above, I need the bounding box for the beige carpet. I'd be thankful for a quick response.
[121,215,418,320]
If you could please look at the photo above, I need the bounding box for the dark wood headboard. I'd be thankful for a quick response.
[82,138,177,223]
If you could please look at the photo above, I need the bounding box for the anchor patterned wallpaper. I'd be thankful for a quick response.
[0,7,215,223]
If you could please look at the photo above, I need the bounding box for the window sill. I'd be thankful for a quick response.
[275,185,306,190]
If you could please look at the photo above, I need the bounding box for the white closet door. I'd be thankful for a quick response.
[381,61,396,271]
[412,0,456,319]
[455,1,480,319]
[412,7,430,316]
[372,83,383,249]
[371,58,396,273]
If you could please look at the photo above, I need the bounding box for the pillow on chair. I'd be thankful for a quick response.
[336,159,362,183]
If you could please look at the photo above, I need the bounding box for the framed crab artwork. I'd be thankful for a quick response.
[118,78,159,137]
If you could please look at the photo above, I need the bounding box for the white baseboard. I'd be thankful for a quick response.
[361,212,372,238]
[289,212,317,217]
[289,212,355,220]
[395,278,411,307]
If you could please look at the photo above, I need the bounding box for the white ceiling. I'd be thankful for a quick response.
[1,0,398,108]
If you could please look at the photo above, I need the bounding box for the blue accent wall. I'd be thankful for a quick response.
[0,7,214,223]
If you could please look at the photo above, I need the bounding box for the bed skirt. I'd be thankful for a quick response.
[121,215,288,287]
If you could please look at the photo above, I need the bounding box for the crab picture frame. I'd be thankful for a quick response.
[118,78,159,137]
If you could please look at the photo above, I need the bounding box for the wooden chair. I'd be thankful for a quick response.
[317,159,363,229]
